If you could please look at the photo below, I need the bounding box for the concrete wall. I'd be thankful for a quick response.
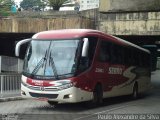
[0,10,160,35]
[99,0,160,12]
[99,12,160,35]
[0,10,98,33]
[0,17,94,33]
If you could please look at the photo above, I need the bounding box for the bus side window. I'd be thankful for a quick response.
[110,44,115,63]
[124,47,138,66]
[132,49,137,66]
[110,44,124,64]
[124,47,130,65]
[87,37,98,66]
[98,41,111,63]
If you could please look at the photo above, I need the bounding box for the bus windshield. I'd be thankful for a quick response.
[23,39,80,79]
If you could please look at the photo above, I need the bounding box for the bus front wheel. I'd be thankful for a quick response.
[92,84,103,106]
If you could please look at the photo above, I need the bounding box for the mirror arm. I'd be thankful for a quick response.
[15,38,31,57]
[82,38,89,57]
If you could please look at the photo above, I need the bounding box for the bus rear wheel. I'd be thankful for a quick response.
[131,83,138,100]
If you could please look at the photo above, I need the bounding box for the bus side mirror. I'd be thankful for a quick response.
[15,39,31,57]
[81,38,89,57]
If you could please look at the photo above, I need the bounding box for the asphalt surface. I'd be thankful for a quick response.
[0,70,160,120]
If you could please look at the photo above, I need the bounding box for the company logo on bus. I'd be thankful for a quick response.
[109,67,123,75]
[95,67,124,75]
[32,80,44,86]
[40,87,45,91]
[26,78,54,87]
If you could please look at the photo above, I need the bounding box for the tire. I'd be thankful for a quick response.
[93,84,103,104]
[131,83,138,100]
[86,84,103,108]
[47,101,58,106]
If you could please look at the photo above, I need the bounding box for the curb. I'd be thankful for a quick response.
[0,96,24,102]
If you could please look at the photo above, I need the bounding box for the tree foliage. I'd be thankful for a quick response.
[48,0,68,10]
[0,0,15,16]
[20,0,46,11]
[0,0,14,9]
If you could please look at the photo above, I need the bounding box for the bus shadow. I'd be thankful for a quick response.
[32,94,149,113]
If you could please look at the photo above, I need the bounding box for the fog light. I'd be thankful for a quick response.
[63,94,73,99]
[69,94,73,98]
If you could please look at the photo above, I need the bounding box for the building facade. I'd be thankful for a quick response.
[74,0,99,11]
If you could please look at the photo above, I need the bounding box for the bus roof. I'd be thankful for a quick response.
[32,29,101,39]
[32,29,150,54]
[112,36,150,54]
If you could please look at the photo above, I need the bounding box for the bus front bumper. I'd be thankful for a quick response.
[21,84,93,103]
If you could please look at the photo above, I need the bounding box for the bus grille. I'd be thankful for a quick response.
[28,86,59,91]
[29,92,58,99]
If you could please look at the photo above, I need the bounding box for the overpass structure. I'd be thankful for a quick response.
[99,0,160,36]
[99,12,160,36]
[0,11,160,36]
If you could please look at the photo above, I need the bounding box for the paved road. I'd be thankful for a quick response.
[0,70,160,120]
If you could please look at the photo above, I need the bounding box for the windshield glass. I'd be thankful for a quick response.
[23,39,80,79]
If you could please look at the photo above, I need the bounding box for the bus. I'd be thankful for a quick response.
[15,29,151,106]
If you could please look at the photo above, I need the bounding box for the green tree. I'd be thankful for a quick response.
[48,0,67,10]
[40,0,48,11]
[0,0,15,16]
[20,0,46,11]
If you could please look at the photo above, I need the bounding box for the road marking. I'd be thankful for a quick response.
[74,104,132,120]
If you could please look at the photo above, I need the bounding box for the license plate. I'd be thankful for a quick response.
[36,97,48,101]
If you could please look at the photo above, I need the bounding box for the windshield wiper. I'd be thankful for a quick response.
[49,52,59,79]
[56,73,74,79]
[31,50,47,75]
[58,73,74,77]
[31,41,53,76]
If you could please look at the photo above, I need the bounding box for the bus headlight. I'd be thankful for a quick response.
[59,83,73,90]
[55,79,74,90]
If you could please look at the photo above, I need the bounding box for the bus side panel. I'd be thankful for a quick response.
[93,64,151,98]
[131,67,151,93]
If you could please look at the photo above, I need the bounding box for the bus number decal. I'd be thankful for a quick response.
[95,68,104,73]
[108,67,123,75]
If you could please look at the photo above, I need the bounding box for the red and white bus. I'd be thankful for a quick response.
[15,29,151,106]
